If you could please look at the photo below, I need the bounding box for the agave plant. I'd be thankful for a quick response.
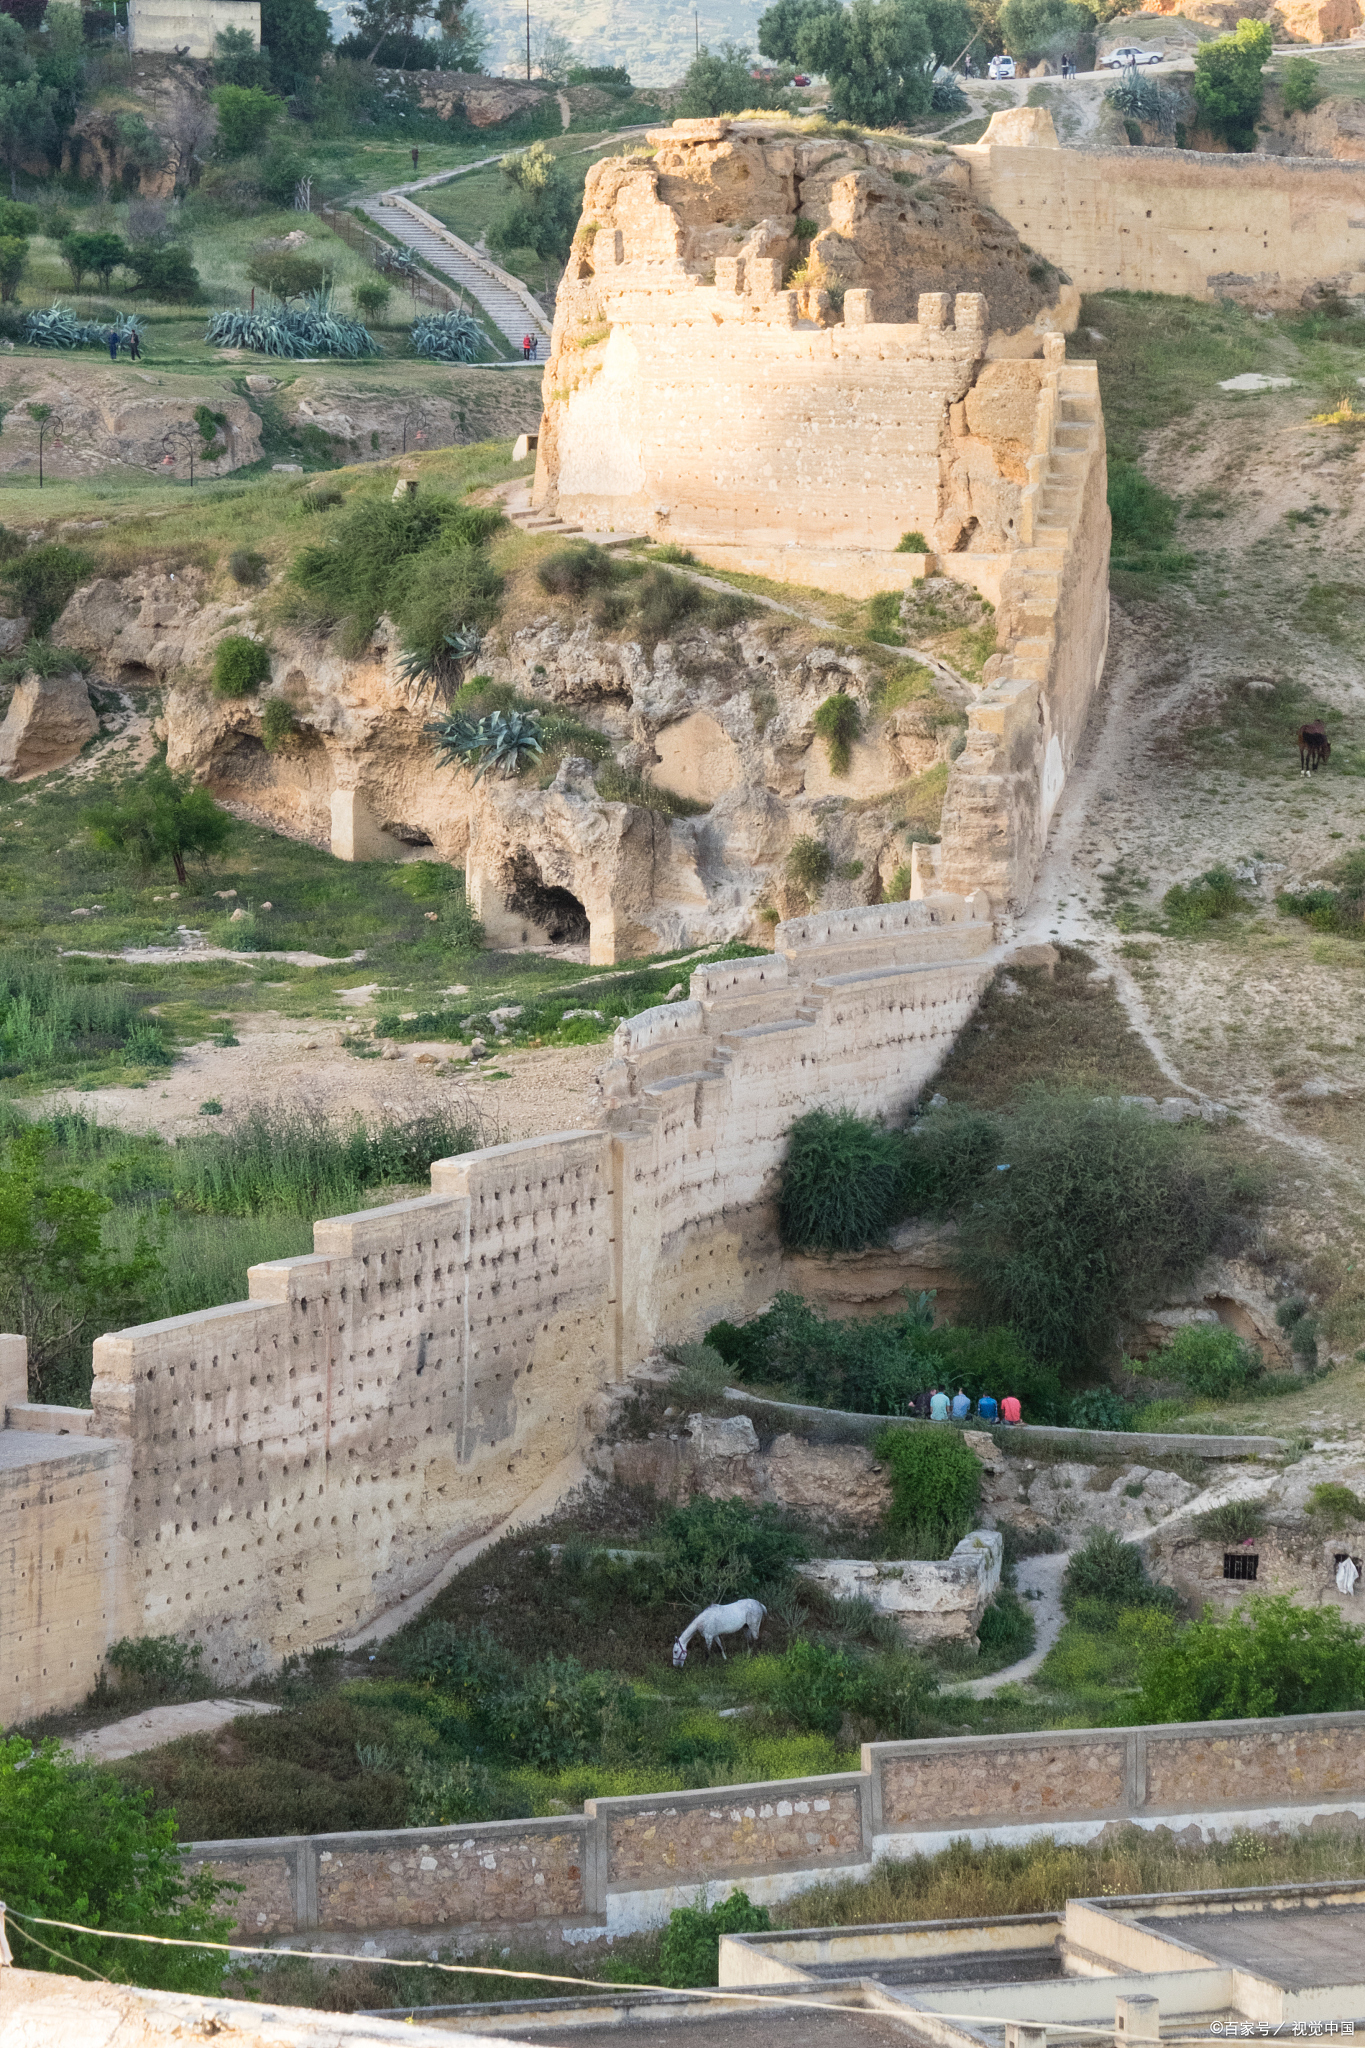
[398,627,483,697]
[426,706,544,782]
[25,302,143,350]
[204,289,375,361]
[410,311,484,364]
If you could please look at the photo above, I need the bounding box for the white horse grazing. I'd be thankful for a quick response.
[672,1598,766,1667]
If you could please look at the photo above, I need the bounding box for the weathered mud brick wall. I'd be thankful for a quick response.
[607,896,997,1356]
[956,113,1365,307]
[85,1132,615,1688]
[0,1420,129,1723]
[2,898,996,1712]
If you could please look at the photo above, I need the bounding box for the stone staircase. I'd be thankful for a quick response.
[501,484,646,551]
[361,196,551,359]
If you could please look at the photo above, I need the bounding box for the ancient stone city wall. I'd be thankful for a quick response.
[956,134,1365,305]
[186,1713,1365,1944]
[1,896,995,1718]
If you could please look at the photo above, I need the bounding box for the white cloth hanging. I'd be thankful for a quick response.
[1337,1555,1358,1597]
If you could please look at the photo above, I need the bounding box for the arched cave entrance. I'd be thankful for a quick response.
[502,848,590,945]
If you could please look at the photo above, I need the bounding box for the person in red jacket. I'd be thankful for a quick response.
[1000,1393,1022,1426]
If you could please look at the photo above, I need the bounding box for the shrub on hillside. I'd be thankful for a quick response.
[658,1494,807,1606]
[1140,1595,1365,1721]
[952,1088,1259,1375]
[0,1734,233,1990]
[1280,54,1322,113]
[1067,1387,1132,1432]
[813,691,861,775]
[1062,1529,1177,1629]
[778,1107,909,1252]
[873,1425,981,1553]
[212,634,271,698]
[1,542,91,636]
[1160,1323,1264,1398]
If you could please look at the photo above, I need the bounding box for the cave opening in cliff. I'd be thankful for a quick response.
[502,849,589,945]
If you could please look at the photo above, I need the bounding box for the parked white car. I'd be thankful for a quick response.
[1106,45,1164,65]
[987,53,1016,77]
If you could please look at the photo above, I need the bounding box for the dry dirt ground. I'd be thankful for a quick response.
[38,1018,605,1150]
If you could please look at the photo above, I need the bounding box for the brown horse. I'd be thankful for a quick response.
[1299,722,1331,775]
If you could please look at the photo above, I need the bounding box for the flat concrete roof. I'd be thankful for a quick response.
[427,2012,916,2045]
[1138,1904,1365,1994]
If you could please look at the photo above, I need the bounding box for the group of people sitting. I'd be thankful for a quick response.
[914,1387,1022,1425]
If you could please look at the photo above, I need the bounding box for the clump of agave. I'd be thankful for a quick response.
[398,627,482,697]
[25,303,143,350]
[205,288,375,360]
[426,705,544,781]
[410,310,484,363]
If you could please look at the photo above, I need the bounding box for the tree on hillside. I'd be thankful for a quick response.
[488,140,580,264]
[758,0,842,64]
[34,1,86,128]
[0,231,25,300]
[998,0,1092,62]
[675,42,793,116]
[213,22,273,87]
[82,760,233,886]
[260,0,332,91]
[798,0,934,127]
[162,85,218,192]
[346,0,436,63]
[0,1732,232,1988]
[1193,16,1272,147]
[59,228,127,290]
[0,1128,162,1403]
[211,82,279,155]
[0,20,56,201]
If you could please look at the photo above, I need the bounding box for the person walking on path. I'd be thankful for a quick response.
[107,326,119,362]
[411,147,419,173]
[522,332,532,360]
[128,328,141,361]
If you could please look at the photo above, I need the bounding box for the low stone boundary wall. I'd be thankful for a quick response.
[187,1712,1365,1947]
[719,1389,1286,1462]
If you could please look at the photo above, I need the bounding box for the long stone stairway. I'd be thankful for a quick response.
[360,195,552,359]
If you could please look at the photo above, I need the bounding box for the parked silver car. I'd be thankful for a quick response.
[1106,45,1164,65]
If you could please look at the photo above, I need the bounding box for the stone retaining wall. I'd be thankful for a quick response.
[188,1713,1365,1946]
